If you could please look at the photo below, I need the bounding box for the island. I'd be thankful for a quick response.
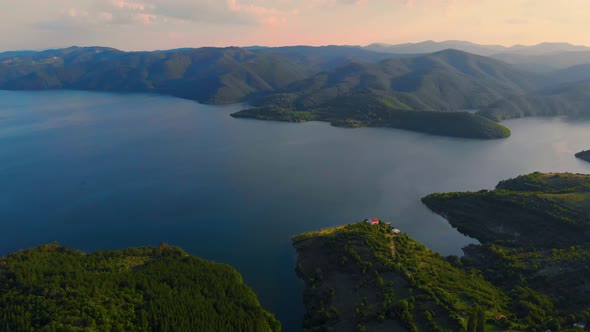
[576,150,590,163]
[0,243,280,332]
[293,172,590,331]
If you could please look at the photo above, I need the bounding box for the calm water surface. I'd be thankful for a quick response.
[1,90,590,330]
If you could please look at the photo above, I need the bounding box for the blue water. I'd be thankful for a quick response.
[1,90,590,330]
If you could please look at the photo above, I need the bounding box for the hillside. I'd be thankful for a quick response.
[0,46,317,104]
[292,222,516,331]
[232,49,541,138]
[422,173,590,324]
[0,244,280,332]
[577,150,590,163]
[478,80,590,120]
[2,45,589,139]
[550,64,590,85]
[367,41,590,72]
[492,51,590,72]
[365,40,506,56]
[0,46,398,105]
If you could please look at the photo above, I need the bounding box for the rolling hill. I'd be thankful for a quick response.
[478,80,590,120]
[0,46,316,104]
[233,49,544,138]
[367,41,590,72]
[422,173,590,324]
[2,44,589,139]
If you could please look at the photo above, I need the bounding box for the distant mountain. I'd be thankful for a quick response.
[255,49,538,111]
[367,40,590,56]
[368,41,590,72]
[0,46,315,103]
[479,80,590,120]
[505,42,590,55]
[256,45,406,71]
[0,50,37,60]
[0,46,397,104]
[233,49,540,139]
[366,40,505,56]
[1,44,589,139]
[493,51,590,72]
[550,63,590,85]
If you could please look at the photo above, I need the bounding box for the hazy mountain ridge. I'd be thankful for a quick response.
[479,80,590,120]
[1,44,590,137]
[0,46,314,103]
[233,49,549,138]
[367,40,590,72]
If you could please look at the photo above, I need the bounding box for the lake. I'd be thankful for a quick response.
[1,90,589,330]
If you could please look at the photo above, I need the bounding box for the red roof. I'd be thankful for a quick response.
[371,218,379,224]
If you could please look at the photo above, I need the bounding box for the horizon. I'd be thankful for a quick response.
[3,39,590,53]
[1,0,589,52]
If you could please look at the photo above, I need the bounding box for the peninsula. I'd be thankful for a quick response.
[293,173,590,330]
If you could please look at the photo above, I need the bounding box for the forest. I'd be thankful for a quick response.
[0,243,280,332]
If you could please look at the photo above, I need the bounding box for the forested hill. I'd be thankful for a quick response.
[478,80,590,120]
[292,221,562,331]
[0,46,389,104]
[250,49,539,112]
[233,49,535,138]
[0,244,280,332]
[422,173,590,327]
[2,45,590,138]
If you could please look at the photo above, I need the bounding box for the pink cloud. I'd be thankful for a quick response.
[227,0,292,26]
[261,16,287,26]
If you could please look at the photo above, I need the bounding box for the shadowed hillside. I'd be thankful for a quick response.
[422,173,590,325]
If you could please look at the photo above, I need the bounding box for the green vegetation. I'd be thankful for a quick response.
[0,243,280,332]
[576,150,590,163]
[294,173,590,331]
[2,45,589,138]
[0,46,314,104]
[293,222,519,331]
[233,50,531,139]
[422,172,590,328]
[478,81,590,121]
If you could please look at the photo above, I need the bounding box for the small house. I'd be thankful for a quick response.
[392,229,401,234]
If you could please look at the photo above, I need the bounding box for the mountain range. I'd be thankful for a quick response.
[1,41,589,138]
[366,40,590,72]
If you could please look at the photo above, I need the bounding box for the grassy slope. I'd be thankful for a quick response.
[0,244,280,332]
[422,172,590,326]
[292,222,516,332]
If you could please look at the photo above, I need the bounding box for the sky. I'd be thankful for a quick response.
[0,0,589,51]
